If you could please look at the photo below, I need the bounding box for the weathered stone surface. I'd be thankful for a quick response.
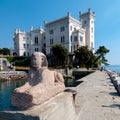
[0,93,77,120]
[11,52,65,109]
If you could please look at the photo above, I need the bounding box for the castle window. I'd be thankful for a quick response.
[80,36,83,42]
[71,35,72,42]
[50,38,54,45]
[73,45,78,51]
[49,29,54,34]
[74,36,78,42]
[63,36,65,42]
[61,36,65,43]
[27,44,29,49]
[70,26,72,31]
[84,20,87,24]
[27,52,29,56]
[35,37,38,44]
[23,52,26,56]
[60,26,65,32]
[23,44,26,48]
[35,48,39,52]
[44,43,46,47]
[74,45,76,51]
[74,28,76,31]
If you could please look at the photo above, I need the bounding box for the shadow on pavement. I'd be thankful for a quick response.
[109,92,119,96]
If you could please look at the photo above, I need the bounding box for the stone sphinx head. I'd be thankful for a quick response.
[30,52,48,70]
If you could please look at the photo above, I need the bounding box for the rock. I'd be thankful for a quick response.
[11,52,65,109]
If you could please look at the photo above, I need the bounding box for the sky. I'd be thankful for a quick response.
[0,0,120,65]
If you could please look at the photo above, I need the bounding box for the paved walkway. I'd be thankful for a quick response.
[74,70,120,120]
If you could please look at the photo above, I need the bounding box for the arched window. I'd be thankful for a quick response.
[23,52,26,56]
[13,52,17,56]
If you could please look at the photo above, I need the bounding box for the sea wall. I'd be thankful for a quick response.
[0,92,78,120]
[107,70,120,95]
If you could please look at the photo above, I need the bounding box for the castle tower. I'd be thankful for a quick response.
[80,8,95,52]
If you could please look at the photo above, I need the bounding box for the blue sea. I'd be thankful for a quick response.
[105,65,120,74]
[0,80,25,110]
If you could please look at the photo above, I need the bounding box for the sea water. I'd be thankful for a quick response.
[0,80,25,110]
[105,65,120,74]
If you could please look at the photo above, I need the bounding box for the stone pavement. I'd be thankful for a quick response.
[74,70,120,120]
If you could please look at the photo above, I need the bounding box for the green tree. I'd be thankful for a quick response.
[0,48,10,55]
[95,46,110,65]
[52,44,68,66]
[74,46,95,68]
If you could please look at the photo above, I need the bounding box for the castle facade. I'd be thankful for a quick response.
[11,9,95,57]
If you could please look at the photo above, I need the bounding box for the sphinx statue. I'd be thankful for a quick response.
[11,52,65,109]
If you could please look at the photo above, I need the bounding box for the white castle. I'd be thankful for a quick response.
[11,8,95,57]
